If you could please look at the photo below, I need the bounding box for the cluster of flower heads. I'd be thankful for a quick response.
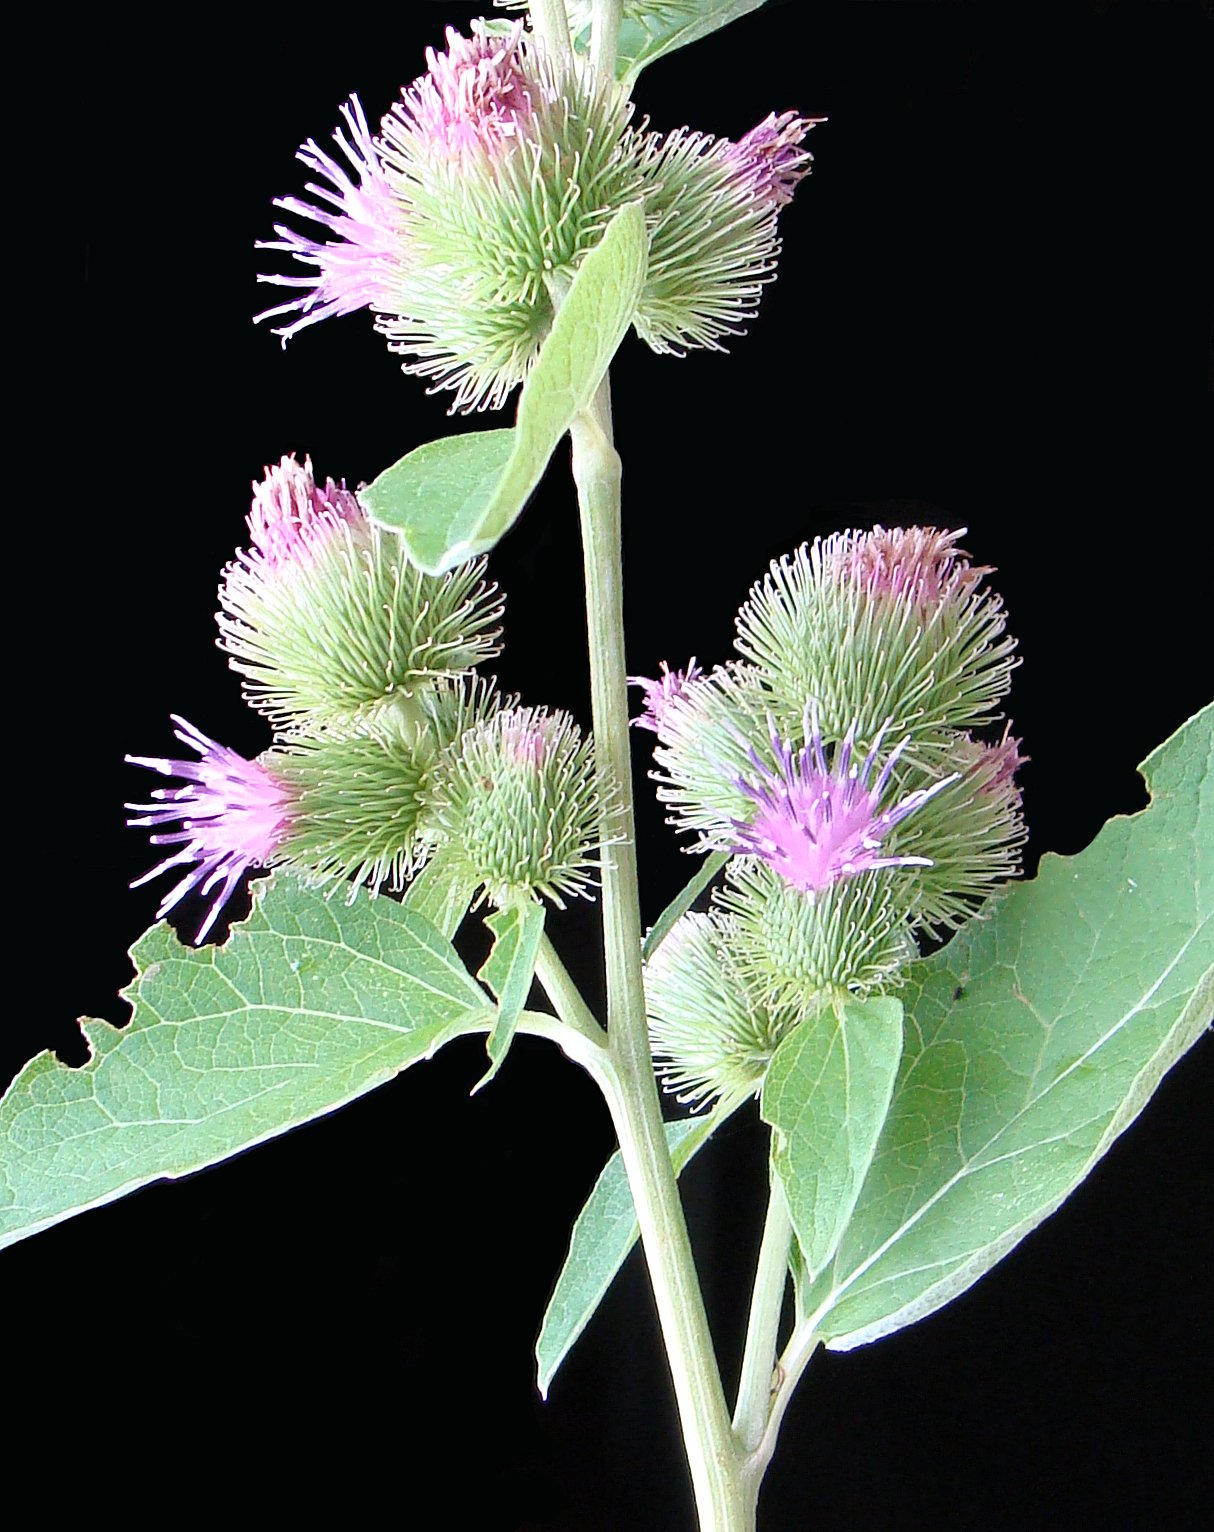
[255,18,818,411]
[633,524,1026,1108]
[128,457,604,941]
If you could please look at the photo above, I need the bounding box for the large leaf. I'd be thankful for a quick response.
[797,704,1213,1350]
[0,878,492,1250]
[762,997,903,1280]
[477,900,546,1087]
[365,201,648,573]
[536,1112,718,1397]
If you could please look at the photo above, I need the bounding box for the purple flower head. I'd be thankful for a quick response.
[731,715,959,895]
[831,525,992,615]
[255,97,406,342]
[244,455,365,573]
[395,22,537,162]
[629,659,705,737]
[126,717,294,943]
[726,111,822,209]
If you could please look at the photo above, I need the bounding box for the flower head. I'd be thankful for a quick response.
[735,526,1017,745]
[629,658,703,736]
[255,97,407,343]
[731,715,958,895]
[258,21,818,408]
[126,717,293,942]
[428,705,605,907]
[218,456,503,728]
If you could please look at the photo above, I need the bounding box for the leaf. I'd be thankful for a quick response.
[402,852,478,941]
[477,900,546,1088]
[536,1112,718,1397]
[762,997,903,1280]
[0,877,492,1251]
[642,850,729,961]
[365,201,649,574]
[567,1,772,85]
[361,429,517,577]
[798,704,1213,1350]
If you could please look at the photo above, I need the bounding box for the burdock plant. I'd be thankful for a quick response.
[6,6,1210,1530]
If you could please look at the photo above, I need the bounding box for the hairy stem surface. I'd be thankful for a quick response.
[570,380,750,1529]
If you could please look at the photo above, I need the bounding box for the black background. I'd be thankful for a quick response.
[10,3,1211,1527]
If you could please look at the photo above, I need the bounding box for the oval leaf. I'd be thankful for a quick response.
[0,877,491,1250]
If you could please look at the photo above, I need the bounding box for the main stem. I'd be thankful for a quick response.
[570,380,751,1531]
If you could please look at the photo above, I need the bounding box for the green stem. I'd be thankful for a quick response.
[533,929,609,1050]
[590,0,623,76]
[530,0,574,67]
[570,380,749,1530]
[749,1322,822,1480]
[732,1176,792,1454]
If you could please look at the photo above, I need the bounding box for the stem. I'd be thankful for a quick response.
[590,0,624,77]
[530,0,574,68]
[732,1177,793,1454]
[570,380,749,1530]
[533,929,608,1050]
[749,1322,822,1480]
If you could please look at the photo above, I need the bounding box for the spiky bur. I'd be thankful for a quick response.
[632,111,818,355]
[127,717,444,936]
[716,861,914,1011]
[885,729,1027,936]
[258,22,816,411]
[218,456,503,729]
[734,527,1017,749]
[646,911,804,1110]
[650,662,789,847]
[427,706,604,907]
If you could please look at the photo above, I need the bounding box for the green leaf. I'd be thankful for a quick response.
[402,852,478,941]
[762,997,903,1280]
[536,1111,719,1397]
[800,704,1213,1350]
[563,2,769,85]
[366,201,649,574]
[0,877,492,1251]
[477,900,546,1088]
[642,850,729,961]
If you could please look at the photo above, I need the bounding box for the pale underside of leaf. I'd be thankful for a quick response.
[0,877,493,1251]
[478,900,547,1087]
[536,1110,722,1397]
[795,704,1212,1350]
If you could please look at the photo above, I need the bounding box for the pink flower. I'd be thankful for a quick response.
[243,455,364,573]
[126,718,294,942]
[255,97,406,343]
[726,111,823,209]
[392,22,537,161]
[629,660,705,737]
[731,717,957,895]
[830,525,992,614]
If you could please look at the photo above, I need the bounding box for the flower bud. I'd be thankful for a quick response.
[884,728,1027,935]
[735,526,1016,748]
[427,706,603,907]
[218,456,503,729]
[646,911,800,1110]
[717,861,914,1011]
